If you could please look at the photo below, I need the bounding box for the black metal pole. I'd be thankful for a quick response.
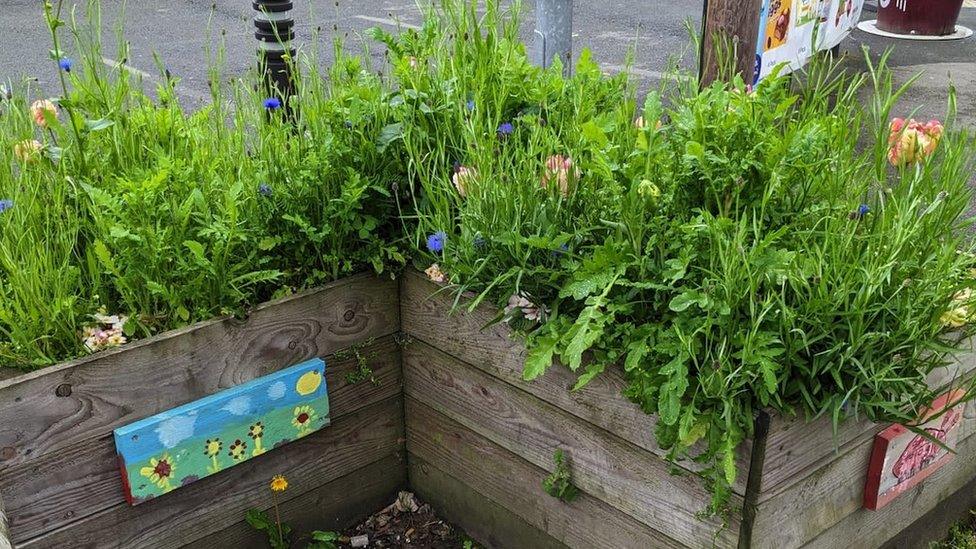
[253,0,296,106]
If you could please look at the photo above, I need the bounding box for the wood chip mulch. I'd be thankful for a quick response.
[338,491,475,548]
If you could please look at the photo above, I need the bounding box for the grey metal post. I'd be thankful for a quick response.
[532,0,573,76]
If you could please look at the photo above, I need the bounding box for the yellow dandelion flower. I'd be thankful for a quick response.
[270,475,289,492]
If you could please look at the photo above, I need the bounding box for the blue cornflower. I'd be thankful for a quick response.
[473,235,486,249]
[0,199,12,213]
[258,183,273,197]
[466,99,476,112]
[849,203,871,220]
[263,97,282,110]
[58,58,73,72]
[427,231,447,254]
[552,243,569,258]
[497,122,514,137]
[344,120,353,129]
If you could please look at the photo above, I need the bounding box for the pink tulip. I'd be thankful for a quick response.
[541,155,581,197]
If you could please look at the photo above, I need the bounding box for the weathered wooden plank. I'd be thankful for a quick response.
[185,453,405,549]
[879,466,976,549]
[760,413,875,499]
[20,396,405,549]
[751,399,976,549]
[410,456,566,549]
[0,490,10,549]
[402,340,738,548]
[406,398,685,549]
[3,336,403,544]
[802,408,976,549]
[760,345,976,497]
[401,270,750,492]
[0,273,398,471]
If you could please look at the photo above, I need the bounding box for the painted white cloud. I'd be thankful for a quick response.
[267,381,286,401]
[221,395,253,416]
[155,413,198,449]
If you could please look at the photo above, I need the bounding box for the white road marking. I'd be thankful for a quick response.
[101,57,153,80]
[352,15,421,30]
[100,56,221,106]
[602,63,694,82]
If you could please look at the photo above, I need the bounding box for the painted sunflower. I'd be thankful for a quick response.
[228,439,248,461]
[292,405,317,435]
[204,438,223,457]
[139,453,176,491]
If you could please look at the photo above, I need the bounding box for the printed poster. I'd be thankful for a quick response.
[754,0,865,83]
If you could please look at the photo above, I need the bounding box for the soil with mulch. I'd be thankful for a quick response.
[338,491,473,548]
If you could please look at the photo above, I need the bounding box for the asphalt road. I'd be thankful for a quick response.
[0,0,704,105]
[1,1,974,111]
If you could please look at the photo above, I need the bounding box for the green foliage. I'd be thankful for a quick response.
[0,2,406,368]
[5,0,976,521]
[307,530,340,549]
[246,508,292,549]
[336,338,379,385]
[390,1,976,515]
[934,511,976,549]
[543,449,579,502]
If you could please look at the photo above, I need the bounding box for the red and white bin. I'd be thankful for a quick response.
[876,0,965,36]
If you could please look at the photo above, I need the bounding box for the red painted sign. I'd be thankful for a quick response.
[864,389,967,510]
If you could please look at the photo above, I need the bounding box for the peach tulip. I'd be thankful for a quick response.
[30,99,57,128]
[888,118,943,166]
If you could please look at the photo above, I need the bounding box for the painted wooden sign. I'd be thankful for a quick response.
[114,358,329,505]
[864,389,966,510]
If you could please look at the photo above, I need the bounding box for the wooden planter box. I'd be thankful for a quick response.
[400,270,976,549]
[0,274,405,548]
[2,269,975,548]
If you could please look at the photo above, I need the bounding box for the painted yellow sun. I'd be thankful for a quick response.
[295,370,322,396]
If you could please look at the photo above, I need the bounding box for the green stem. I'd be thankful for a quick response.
[45,0,88,172]
[272,491,283,547]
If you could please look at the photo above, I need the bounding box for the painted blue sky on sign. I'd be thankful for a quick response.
[115,358,328,463]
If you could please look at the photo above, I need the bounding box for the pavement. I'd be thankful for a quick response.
[0,1,973,123]
[0,0,702,107]
[844,2,976,127]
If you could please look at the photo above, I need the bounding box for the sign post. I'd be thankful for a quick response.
[700,0,763,85]
[532,0,574,76]
[253,0,296,104]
